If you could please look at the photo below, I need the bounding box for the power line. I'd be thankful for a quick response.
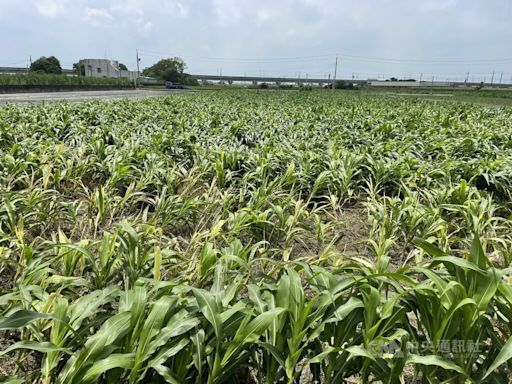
[0,59,29,66]
[133,49,512,84]
[138,48,512,65]
[138,49,334,62]
[335,51,512,64]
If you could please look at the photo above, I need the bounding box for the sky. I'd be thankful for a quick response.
[1,0,512,82]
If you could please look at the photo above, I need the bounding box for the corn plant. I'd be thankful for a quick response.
[2,91,512,383]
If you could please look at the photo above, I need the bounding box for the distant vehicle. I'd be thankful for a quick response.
[165,81,188,89]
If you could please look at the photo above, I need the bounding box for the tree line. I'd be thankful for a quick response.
[27,55,198,85]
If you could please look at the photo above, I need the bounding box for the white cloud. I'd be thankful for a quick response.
[135,19,153,35]
[212,0,246,26]
[32,0,69,18]
[420,0,458,13]
[84,7,114,27]
[162,1,189,17]
[0,0,510,81]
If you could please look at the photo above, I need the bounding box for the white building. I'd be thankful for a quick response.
[78,59,138,81]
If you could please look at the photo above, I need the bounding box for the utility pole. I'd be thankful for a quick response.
[490,71,495,87]
[332,55,338,91]
[499,72,503,87]
[465,72,469,84]
[135,49,140,88]
[420,72,423,83]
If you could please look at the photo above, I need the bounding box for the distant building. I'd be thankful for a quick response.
[78,59,138,81]
[370,80,454,87]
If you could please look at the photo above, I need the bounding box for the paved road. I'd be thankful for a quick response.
[0,89,191,104]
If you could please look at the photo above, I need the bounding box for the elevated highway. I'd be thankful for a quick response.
[1,67,511,88]
[191,74,352,85]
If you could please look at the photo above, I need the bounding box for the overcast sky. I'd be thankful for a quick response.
[1,0,511,82]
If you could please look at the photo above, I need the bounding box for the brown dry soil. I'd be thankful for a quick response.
[0,331,17,377]
[338,207,371,257]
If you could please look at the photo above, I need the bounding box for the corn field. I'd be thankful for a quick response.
[1,91,512,383]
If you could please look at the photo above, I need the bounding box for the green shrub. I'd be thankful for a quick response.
[0,73,132,87]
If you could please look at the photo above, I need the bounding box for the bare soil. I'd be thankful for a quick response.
[336,207,372,258]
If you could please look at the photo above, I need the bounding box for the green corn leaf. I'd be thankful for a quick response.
[191,329,205,373]
[407,354,466,375]
[57,311,132,384]
[433,298,476,344]
[247,284,268,314]
[0,310,51,330]
[308,347,342,364]
[192,288,223,338]
[199,242,218,277]
[53,243,95,264]
[222,308,285,365]
[44,275,88,287]
[147,338,190,370]
[81,353,135,382]
[469,234,486,269]
[235,309,286,343]
[152,364,182,384]
[345,345,377,362]
[141,310,199,368]
[68,286,121,327]
[363,286,381,333]
[0,377,25,384]
[0,341,69,357]
[129,296,178,381]
[483,336,512,380]
[429,256,485,273]
[258,342,286,366]
[276,271,290,310]
[326,297,365,323]
[413,237,447,257]
[211,262,225,300]
[472,268,501,313]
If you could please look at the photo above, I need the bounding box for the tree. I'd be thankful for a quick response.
[72,62,85,76]
[119,63,128,71]
[182,74,199,86]
[30,56,62,74]
[143,57,198,85]
[142,57,187,82]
